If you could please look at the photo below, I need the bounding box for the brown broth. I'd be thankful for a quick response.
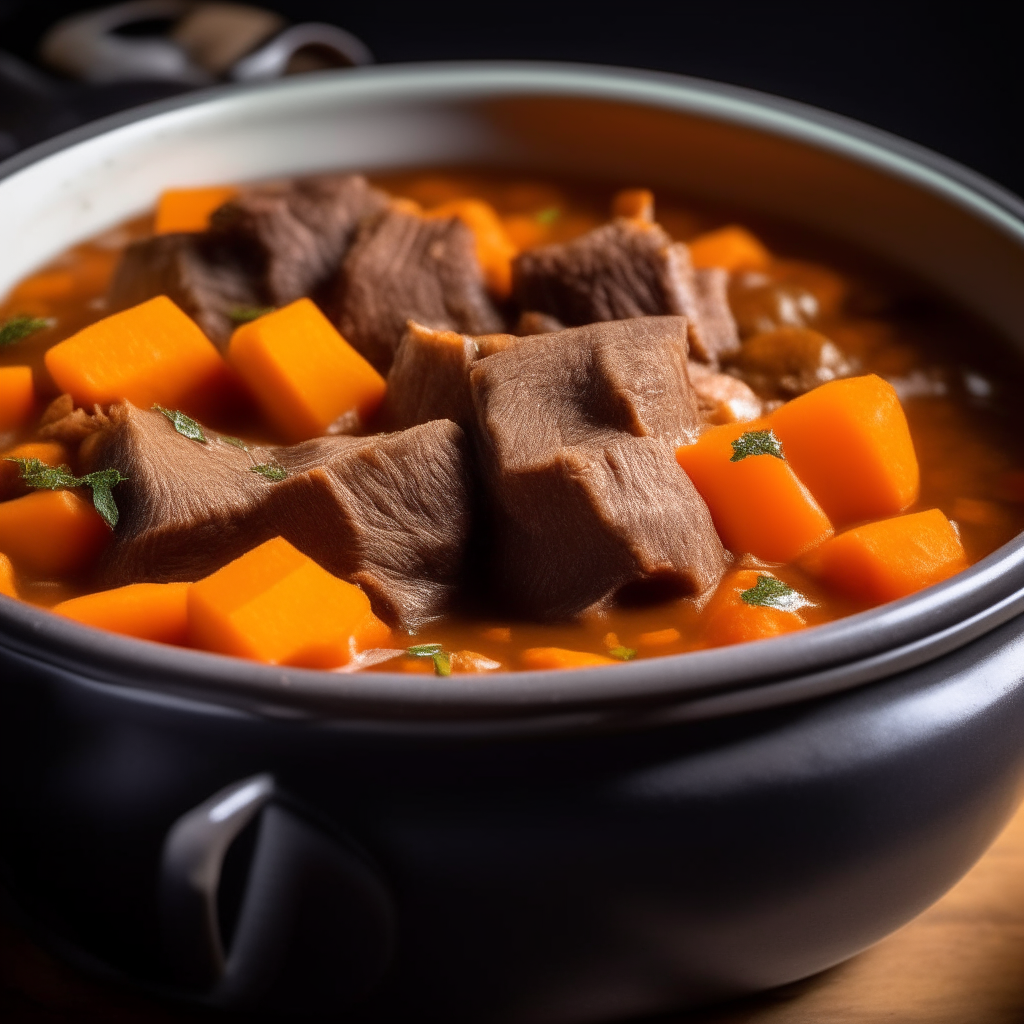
[3,170,1024,673]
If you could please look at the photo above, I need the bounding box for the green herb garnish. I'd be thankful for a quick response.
[536,206,560,225]
[251,463,287,482]
[220,435,250,451]
[609,646,637,661]
[406,642,452,675]
[408,643,443,657]
[229,306,274,324]
[0,314,54,348]
[4,457,127,529]
[153,405,206,443]
[730,429,785,462]
[739,574,813,612]
[82,468,128,529]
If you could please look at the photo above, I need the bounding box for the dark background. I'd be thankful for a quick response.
[0,2,1020,193]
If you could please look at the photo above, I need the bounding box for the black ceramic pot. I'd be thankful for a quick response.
[3,63,1024,1023]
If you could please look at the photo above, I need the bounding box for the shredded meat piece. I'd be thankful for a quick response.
[37,395,111,444]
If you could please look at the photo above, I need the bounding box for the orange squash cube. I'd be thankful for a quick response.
[187,536,390,668]
[770,374,919,527]
[0,441,69,500]
[520,647,617,670]
[0,489,109,576]
[428,198,519,298]
[154,186,238,234]
[688,226,771,272]
[676,420,833,562]
[54,582,192,645]
[0,552,16,598]
[0,366,35,432]
[699,569,809,648]
[228,298,387,443]
[803,509,967,604]
[44,296,229,414]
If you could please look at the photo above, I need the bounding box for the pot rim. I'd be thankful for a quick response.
[3,59,1024,725]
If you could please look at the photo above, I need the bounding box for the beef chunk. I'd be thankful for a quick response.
[209,174,388,306]
[687,362,763,424]
[88,403,277,587]
[511,218,739,365]
[89,404,473,629]
[333,209,503,372]
[263,420,473,629]
[382,322,480,431]
[512,219,689,326]
[470,318,726,619]
[730,327,853,399]
[382,322,519,432]
[689,268,741,364]
[107,233,260,347]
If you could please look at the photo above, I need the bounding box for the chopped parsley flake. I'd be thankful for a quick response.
[739,574,813,612]
[153,405,206,443]
[609,646,637,661]
[0,314,54,348]
[730,429,785,462]
[251,463,287,482]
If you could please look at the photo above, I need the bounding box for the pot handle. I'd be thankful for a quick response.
[159,774,395,1013]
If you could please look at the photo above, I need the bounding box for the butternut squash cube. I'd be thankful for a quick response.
[699,569,808,648]
[802,508,967,605]
[228,298,387,442]
[770,374,919,527]
[0,366,35,431]
[0,489,109,576]
[154,185,238,234]
[676,419,833,562]
[44,296,229,413]
[54,582,191,645]
[187,536,390,668]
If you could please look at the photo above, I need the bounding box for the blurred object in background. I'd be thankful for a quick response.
[0,1,373,158]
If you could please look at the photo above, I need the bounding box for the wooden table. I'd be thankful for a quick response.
[6,804,1024,1023]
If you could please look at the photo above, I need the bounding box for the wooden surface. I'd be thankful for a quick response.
[6,805,1024,1023]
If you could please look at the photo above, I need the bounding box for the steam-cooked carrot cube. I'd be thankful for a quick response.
[520,647,616,670]
[54,582,191,645]
[187,536,390,668]
[228,298,386,443]
[700,570,809,647]
[154,186,238,234]
[0,441,69,500]
[44,296,229,414]
[803,509,967,604]
[428,199,519,298]
[0,489,109,576]
[0,552,16,598]
[689,226,771,272]
[0,366,35,431]
[770,375,919,527]
[676,420,833,562]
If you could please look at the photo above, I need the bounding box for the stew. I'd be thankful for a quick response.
[1,170,1022,675]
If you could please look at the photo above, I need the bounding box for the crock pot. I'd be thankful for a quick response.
[3,63,1024,1023]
